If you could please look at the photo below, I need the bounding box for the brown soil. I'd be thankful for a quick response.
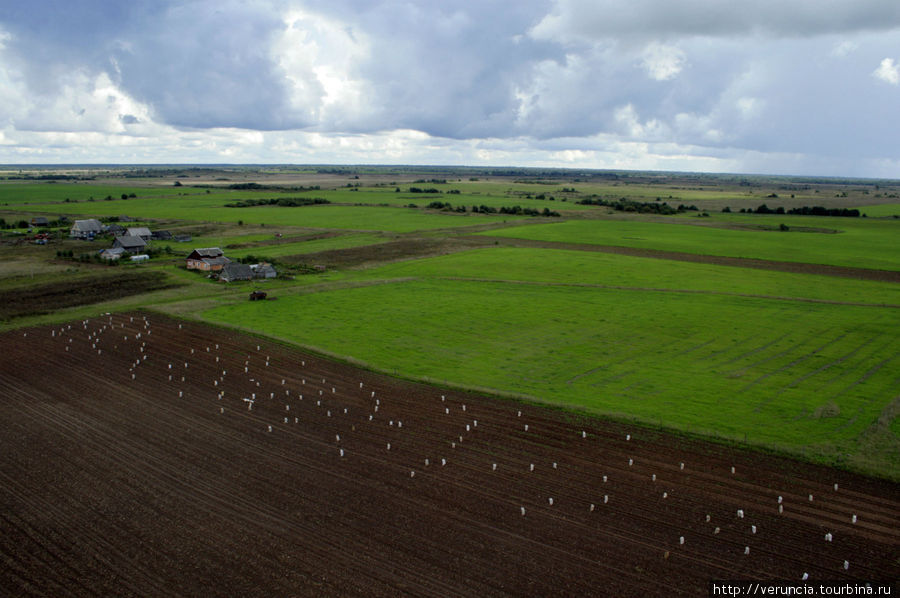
[0,272,180,321]
[1,313,897,597]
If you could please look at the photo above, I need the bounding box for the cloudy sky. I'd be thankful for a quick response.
[1,0,899,177]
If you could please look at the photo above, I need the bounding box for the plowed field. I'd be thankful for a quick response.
[1,313,897,597]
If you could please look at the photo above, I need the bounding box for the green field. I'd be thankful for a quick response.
[2,193,524,233]
[482,216,900,271]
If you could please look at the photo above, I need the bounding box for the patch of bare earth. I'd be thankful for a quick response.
[1,314,897,597]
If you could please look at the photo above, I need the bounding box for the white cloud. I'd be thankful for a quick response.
[640,43,686,80]
[873,57,899,84]
[273,9,373,129]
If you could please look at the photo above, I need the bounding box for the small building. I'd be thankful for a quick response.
[106,223,126,236]
[31,217,49,227]
[99,247,125,260]
[118,215,134,222]
[187,247,228,271]
[151,230,172,241]
[174,234,192,243]
[219,262,254,282]
[126,226,152,241]
[252,263,277,279]
[113,235,148,254]
[130,254,150,263]
[70,219,103,239]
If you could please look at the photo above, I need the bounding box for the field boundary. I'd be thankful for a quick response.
[475,236,900,283]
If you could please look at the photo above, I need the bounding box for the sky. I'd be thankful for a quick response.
[0,0,899,177]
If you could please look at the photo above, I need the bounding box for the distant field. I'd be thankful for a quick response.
[0,183,179,205]
[204,248,900,476]
[482,216,900,271]
[360,247,900,305]
[857,203,900,217]
[1,195,520,232]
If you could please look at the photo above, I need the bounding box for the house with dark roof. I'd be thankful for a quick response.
[151,230,172,241]
[31,217,49,227]
[219,262,254,282]
[113,235,148,254]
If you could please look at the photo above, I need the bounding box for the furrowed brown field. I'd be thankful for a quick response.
[1,313,897,597]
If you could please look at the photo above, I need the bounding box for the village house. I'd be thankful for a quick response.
[126,226,152,241]
[113,235,148,254]
[186,247,230,271]
[99,247,125,260]
[151,230,172,241]
[31,217,50,227]
[251,262,277,279]
[69,219,103,239]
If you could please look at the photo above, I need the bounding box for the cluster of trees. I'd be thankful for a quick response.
[405,187,442,194]
[1,218,34,229]
[224,197,330,208]
[425,201,560,217]
[577,197,699,215]
[728,204,861,217]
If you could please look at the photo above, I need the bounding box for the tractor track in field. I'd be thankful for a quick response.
[1,313,897,597]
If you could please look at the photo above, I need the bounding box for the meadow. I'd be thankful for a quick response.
[482,216,900,271]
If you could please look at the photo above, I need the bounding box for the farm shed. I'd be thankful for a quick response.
[151,230,172,241]
[31,217,49,227]
[251,263,277,279]
[99,247,124,260]
[130,254,150,263]
[106,224,126,236]
[69,219,103,239]
[126,227,152,241]
[118,215,134,222]
[174,234,192,243]
[220,263,254,282]
[113,235,148,254]
[186,248,227,271]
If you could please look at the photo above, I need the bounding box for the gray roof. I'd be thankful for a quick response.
[201,256,231,267]
[189,247,224,258]
[220,262,254,281]
[127,226,152,238]
[114,235,148,251]
[71,219,103,233]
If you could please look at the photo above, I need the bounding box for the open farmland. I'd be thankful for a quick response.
[1,313,897,597]
[482,217,900,272]
[204,257,900,477]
